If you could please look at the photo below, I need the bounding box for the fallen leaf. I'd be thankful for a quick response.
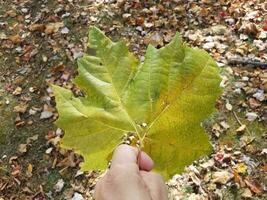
[212,171,233,184]
[29,24,45,32]
[241,188,253,198]
[18,144,27,153]
[12,87,22,95]
[244,178,263,194]
[13,103,28,114]
[27,164,33,173]
[248,98,261,109]
[234,163,247,174]
[8,34,22,44]
[45,22,64,34]
[144,32,163,47]
[233,171,245,187]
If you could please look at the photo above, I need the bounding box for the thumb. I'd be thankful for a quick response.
[111,144,154,171]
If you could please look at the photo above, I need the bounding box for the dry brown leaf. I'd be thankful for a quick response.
[8,34,22,44]
[245,178,263,194]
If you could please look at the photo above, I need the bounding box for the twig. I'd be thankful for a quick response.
[228,59,267,68]
[232,111,243,126]
[232,111,252,136]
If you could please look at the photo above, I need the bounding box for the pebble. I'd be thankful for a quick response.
[72,193,84,200]
[225,102,233,111]
[45,147,53,154]
[246,112,258,121]
[203,42,215,49]
[5,99,10,105]
[29,108,37,115]
[21,8,29,13]
[61,27,70,34]
[253,90,264,101]
[241,76,249,81]
[40,111,53,119]
[54,179,65,193]
[234,82,246,89]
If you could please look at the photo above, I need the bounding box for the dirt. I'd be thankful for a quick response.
[0,0,266,199]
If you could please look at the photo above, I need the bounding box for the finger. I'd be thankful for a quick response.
[111,144,154,171]
[141,171,168,200]
[139,151,154,171]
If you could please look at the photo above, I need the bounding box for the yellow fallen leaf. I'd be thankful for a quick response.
[27,163,33,173]
[234,163,247,174]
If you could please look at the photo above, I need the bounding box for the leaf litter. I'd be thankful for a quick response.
[0,0,266,199]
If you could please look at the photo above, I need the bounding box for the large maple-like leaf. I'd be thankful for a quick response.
[53,27,222,179]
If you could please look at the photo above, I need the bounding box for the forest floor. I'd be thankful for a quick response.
[0,0,266,199]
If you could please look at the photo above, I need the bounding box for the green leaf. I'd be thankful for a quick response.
[53,26,222,179]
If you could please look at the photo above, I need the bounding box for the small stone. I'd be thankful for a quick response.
[220,121,230,130]
[62,12,71,18]
[56,128,63,136]
[21,8,29,13]
[40,111,53,119]
[61,27,70,34]
[253,90,265,101]
[42,55,48,62]
[72,192,84,200]
[246,112,258,121]
[233,151,242,156]
[226,102,233,111]
[258,31,267,39]
[234,88,242,94]
[45,147,53,154]
[54,179,65,193]
[29,87,35,93]
[122,13,131,18]
[242,76,249,81]
[75,170,84,178]
[261,148,267,155]
[71,48,83,60]
[29,108,37,115]
[235,82,246,89]
[203,42,215,49]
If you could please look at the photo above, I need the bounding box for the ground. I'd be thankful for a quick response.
[0,0,266,199]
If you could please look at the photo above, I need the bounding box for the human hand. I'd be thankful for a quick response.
[94,144,168,200]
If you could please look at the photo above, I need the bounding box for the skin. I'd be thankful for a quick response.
[94,144,168,200]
